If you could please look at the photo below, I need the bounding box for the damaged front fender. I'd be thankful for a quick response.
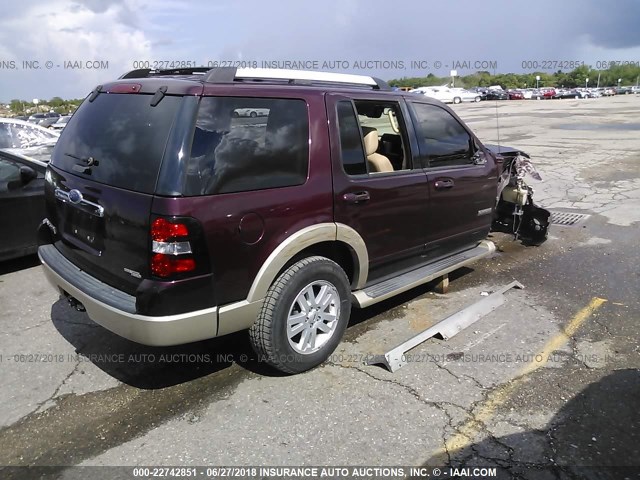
[485,145,551,246]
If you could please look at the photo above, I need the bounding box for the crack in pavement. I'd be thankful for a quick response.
[33,360,82,415]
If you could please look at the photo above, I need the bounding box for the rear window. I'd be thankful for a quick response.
[184,97,309,195]
[51,93,181,193]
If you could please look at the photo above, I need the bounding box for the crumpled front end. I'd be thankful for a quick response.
[487,146,551,246]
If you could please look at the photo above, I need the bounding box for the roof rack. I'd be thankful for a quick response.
[119,66,391,90]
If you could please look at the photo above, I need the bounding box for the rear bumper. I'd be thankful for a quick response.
[38,244,218,346]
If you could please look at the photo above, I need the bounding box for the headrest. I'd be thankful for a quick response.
[361,126,379,156]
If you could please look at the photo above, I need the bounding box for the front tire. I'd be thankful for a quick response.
[453,97,461,104]
[249,256,351,374]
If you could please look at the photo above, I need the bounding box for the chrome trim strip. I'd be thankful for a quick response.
[55,188,105,218]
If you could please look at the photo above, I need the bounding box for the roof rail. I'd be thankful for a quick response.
[202,67,390,90]
[118,66,391,90]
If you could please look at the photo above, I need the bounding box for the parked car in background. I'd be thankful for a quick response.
[449,88,482,103]
[0,118,59,162]
[602,88,616,96]
[528,89,543,100]
[39,113,62,128]
[486,89,509,100]
[540,88,556,99]
[233,107,269,118]
[615,86,633,95]
[508,90,524,100]
[0,149,47,261]
[27,113,47,124]
[555,89,583,99]
[410,86,457,103]
[50,115,72,130]
[469,87,488,99]
[632,86,640,94]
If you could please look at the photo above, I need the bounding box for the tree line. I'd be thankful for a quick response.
[389,64,640,90]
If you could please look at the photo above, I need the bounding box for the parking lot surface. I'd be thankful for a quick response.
[1,96,638,478]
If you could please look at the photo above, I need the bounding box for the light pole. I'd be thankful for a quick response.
[585,78,589,89]
[617,78,622,88]
[33,98,39,114]
[536,75,540,89]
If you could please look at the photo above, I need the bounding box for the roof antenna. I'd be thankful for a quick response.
[494,97,501,154]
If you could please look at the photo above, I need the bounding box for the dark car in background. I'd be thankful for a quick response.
[486,89,509,100]
[0,149,47,261]
[555,89,583,99]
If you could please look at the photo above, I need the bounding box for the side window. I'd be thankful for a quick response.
[355,101,411,173]
[336,101,367,176]
[411,103,473,167]
[0,158,21,193]
[186,97,309,195]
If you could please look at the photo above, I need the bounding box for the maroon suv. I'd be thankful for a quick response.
[38,67,516,373]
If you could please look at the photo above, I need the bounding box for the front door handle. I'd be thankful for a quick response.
[434,179,454,190]
[343,191,371,204]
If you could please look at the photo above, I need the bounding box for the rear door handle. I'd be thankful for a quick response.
[434,179,454,190]
[343,191,371,204]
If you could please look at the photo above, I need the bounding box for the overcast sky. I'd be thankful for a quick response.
[1,0,639,102]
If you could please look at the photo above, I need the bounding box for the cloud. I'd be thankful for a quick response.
[581,0,640,49]
[0,0,153,100]
[0,0,637,101]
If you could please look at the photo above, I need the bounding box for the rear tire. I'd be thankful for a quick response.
[453,97,461,104]
[250,111,257,118]
[249,256,351,374]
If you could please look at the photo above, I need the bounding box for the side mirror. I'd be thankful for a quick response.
[19,166,38,185]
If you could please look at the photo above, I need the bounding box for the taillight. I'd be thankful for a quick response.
[151,218,196,278]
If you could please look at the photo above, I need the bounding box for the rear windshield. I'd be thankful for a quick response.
[184,97,309,195]
[51,93,180,193]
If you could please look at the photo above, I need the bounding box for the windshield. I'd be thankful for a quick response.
[0,121,59,149]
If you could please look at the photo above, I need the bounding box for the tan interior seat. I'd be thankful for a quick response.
[362,126,393,173]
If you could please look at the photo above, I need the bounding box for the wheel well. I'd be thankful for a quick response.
[279,241,356,288]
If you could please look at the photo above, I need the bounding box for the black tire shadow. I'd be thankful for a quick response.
[420,369,640,479]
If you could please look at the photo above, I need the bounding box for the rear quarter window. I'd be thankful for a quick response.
[184,97,309,195]
[51,93,181,193]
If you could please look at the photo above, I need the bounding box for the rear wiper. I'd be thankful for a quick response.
[65,153,99,166]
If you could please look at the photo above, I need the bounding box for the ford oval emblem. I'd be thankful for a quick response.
[68,189,83,204]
